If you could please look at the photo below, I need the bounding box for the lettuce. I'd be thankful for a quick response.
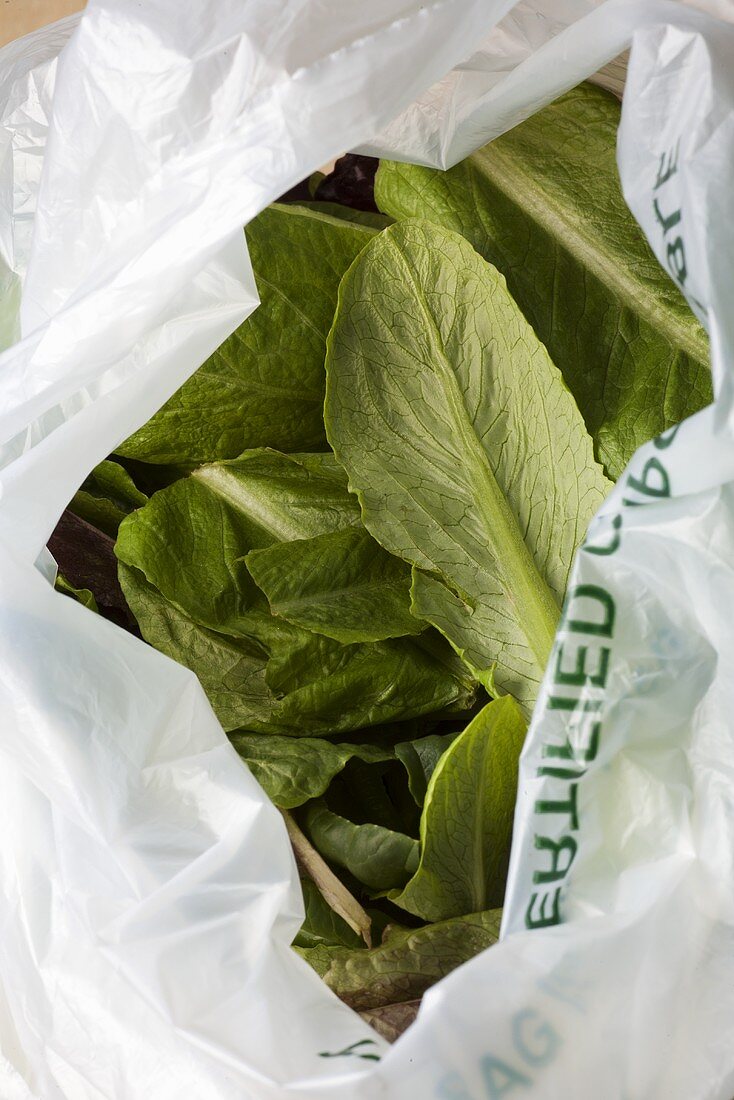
[375,83,710,479]
[56,96,707,1032]
[325,219,610,713]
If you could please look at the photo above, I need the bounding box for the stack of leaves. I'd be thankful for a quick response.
[54,83,709,1039]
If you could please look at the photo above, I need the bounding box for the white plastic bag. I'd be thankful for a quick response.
[2,1,734,1096]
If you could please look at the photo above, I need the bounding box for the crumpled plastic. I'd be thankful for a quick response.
[1,1,733,1096]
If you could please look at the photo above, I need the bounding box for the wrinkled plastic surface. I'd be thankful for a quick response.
[1,0,734,1096]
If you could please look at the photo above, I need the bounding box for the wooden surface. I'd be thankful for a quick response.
[0,0,86,47]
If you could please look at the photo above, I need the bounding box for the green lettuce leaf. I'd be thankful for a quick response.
[117,450,474,733]
[247,527,422,643]
[394,730,460,806]
[389,696,525,922]
[118,205,379,464]
[308,172,325,196]
[296,908,502,1010]
[116,450,360,637]
[325,219,610,711]
[230,732,392,808]
[375,83,710,480]
[293,201,394,231]
[256,620,471,732]
[120,559,470,735]
[70,459,148,537]
[55,574,99,613]
[293,878,365,949]
[110,457,194,496]
[301,800,418,891]
[118,563,276,732]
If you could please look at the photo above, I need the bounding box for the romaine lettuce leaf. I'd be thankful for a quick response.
[247,527,422,643]
[394,730,461,806]
[296,907,502,1010]
[70,459,148,537]
[301,800,419,891]
[230,732,392,808]
[118,205,379,464]
[117,449,475,733]
[325,219,610,712]
[389,697,525,921]
[375,83,710,479]
[293,877,365,950]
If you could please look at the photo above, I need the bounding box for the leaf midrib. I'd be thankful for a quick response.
[256,273,325,342]
[386,235,559,672]
[472,147,706,364]
[192,464,306,543]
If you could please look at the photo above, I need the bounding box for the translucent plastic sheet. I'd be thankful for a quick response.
[1,1,733,1097]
